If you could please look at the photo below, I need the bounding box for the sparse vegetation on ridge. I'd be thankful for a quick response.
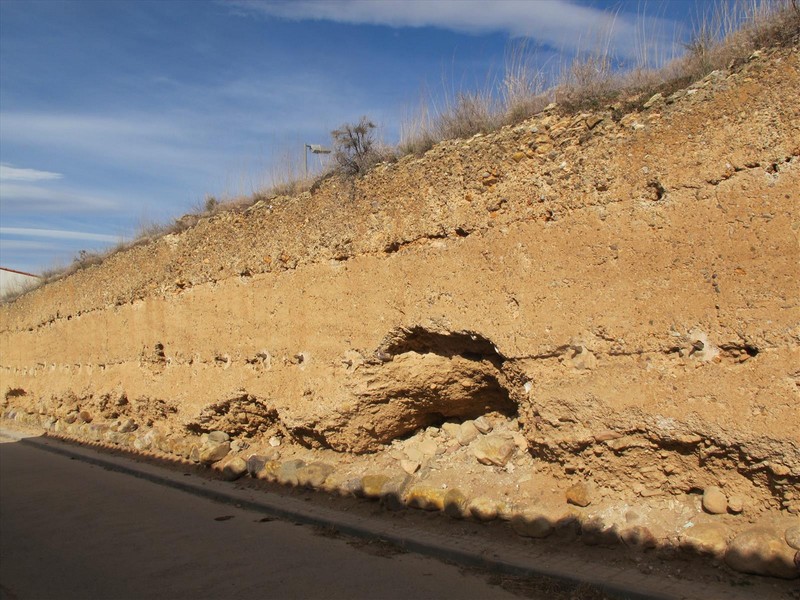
[3,0,798,303]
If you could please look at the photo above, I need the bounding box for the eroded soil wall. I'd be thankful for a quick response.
[2,48,799,513]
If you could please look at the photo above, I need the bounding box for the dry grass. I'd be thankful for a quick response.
[502,39,552,124]
[400,0,798,141]
[5,1,798,303]
[0,277,44,303]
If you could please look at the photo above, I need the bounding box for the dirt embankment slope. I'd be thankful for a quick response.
[1,44,799,579]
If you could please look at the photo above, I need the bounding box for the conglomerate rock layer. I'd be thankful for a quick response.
[2,46,799,518]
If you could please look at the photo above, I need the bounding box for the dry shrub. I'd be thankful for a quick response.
[331,116,395,176]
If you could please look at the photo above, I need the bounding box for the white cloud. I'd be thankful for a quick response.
[229,0,678,59]
[0,227,120,243]
[0,163,63,182]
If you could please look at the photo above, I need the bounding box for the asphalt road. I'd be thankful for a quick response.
[0,436,528,600]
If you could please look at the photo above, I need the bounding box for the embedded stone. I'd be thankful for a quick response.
[566,482,592,507]
[246,454,268,477]
[339,478,363,496]
[133,430,159,451]
[468,497,498,521]
[702,486,728,514]
[361,474,391,499]
[580,517,618,547]
[585,115,604,129]
[442,423,461,439]
[117,418,137,433]
[406,485,447,511]
[680,522,729,557]
[276,459,305,486]
[207,430,230,444]
[473,435,515,467]
[473,416,492,434]
[511,511,554,538]
[457,421,479,446]
[258,460,281,480]
[400,459,420,475]
[643,92,664,109]
[221,457,247,481]
[380,475,411,511]
[443,489,468,519]
[619,525,657,549]
[785,525,800,550]
[296,462,334,488]
[418,438,438,456]
[199,442,230,464]
[728,495,744,514]
[725,527,798,579]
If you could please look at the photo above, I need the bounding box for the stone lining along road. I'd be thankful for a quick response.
[1,429,796,599]
[0,430,592,600]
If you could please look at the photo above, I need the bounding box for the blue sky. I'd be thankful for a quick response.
[1,0,720,274]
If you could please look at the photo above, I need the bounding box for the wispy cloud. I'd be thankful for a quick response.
[0,239,62,251]
[0,163,63,182]
[0,182,121,212]
[0,227,120,243]
[229,0,678,59]
[0,112,197,168]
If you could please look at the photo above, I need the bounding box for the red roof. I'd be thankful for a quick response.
[0,267,40,278]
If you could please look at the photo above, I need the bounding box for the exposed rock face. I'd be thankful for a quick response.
[1,46,799,523]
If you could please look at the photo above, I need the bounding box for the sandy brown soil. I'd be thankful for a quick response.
[1,43,799,583]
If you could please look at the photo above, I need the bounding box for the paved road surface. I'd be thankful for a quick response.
[0,435,533,600]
